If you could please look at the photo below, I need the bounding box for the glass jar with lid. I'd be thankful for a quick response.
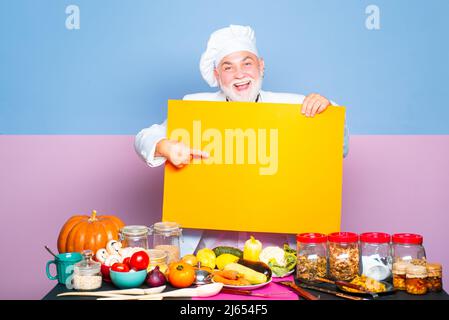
[392,261,410,290]
[405,264,428,295]
[296,233,328,281]
[119,225,150,249]
[150,221,182,264]
[328,232,360,281]
[392,233,426,265]
[146,249,169,274]
[73,250,102,290]
[426,263,443,292]
[360,232,392,281]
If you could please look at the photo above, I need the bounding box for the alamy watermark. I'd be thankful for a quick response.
[365,4,381,30]
[170,120,279,176]
[66,5,80,30]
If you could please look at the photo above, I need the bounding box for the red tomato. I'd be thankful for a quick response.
[101,264,111,282]
[130,251,150,271]
[122,257,131,267]
[111,262,130,273]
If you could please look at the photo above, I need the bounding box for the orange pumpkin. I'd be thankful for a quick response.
[57,210,125,254]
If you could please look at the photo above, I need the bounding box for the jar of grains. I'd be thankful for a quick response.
[406,264,428,295]
[150,222,182,264]
[328,232,359,281]
[73,250,102,290]
[296,233,328,281]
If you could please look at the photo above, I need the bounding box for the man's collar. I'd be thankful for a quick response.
[225,93,261,103]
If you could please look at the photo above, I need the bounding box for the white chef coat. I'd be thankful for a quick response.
[135,90,349,255]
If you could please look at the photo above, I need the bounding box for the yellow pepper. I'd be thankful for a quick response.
[243,236,262,261]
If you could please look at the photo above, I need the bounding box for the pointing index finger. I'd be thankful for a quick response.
[190,149,209,159]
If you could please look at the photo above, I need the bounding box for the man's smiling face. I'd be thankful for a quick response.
[214,51,264,102]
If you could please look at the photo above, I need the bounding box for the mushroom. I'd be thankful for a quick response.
[106,239,122,255]
[95,248,109,264]
[118,247,133,259]
[104,254,122,267]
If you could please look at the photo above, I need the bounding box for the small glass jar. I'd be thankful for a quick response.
[360,232,392,281]
[146,249,169,274]
[73,250,102,290]
[406,264,428,295]
[426,263,442,292]
[296,233,328,281]
[392,261,409,290]
[150,221,182,264]
[119,225,150,249]
[328,232,360,281]
[392,233,426,266]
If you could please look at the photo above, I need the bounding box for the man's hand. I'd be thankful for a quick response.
[155,139,209,168]
[301,93,331,117]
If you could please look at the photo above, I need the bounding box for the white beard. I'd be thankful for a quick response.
[219,76,263,102]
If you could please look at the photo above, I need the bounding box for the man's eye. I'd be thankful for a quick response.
[224,67,231,71]
[245,62,252,66]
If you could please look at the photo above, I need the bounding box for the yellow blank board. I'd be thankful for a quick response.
[162,100,345,234]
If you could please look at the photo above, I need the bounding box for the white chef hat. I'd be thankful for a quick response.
[199,25,259,87]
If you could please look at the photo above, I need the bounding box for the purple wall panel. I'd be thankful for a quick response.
[0,135,447,299]
[0,136,164,299]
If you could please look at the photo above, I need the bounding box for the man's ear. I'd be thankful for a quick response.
[258,58,265,76]
[214,68,219,81]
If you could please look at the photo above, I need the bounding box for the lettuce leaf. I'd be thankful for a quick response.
[268,244,297,277]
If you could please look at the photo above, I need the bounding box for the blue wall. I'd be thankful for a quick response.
[1,0,448,134]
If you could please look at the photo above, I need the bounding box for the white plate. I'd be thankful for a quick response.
[271,269,294,278]
[213,277,272,290]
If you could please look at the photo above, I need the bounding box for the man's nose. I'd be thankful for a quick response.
[233,67,246,79]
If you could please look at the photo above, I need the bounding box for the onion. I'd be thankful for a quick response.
[146,266,167,287]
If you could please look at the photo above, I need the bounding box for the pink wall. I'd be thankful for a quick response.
[0,135,448,299]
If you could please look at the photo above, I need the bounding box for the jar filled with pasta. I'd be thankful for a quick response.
[296,233,328,281]
[328,232,359,281]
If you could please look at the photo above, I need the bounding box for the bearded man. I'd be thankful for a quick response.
[135,25,349,255]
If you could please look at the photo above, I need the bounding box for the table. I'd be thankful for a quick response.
[43,276,449,300]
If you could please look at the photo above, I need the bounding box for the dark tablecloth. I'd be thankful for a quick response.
[43,279,449,300]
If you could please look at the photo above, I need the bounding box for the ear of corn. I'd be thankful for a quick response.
[223,263,267,284]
